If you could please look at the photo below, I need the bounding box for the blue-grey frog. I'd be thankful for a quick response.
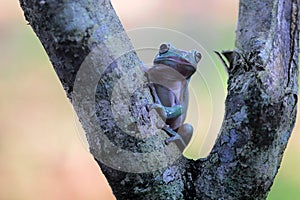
[145,43,201,152]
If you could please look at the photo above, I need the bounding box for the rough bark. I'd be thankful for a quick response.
[192,0,299,199]
[20,0,298,199]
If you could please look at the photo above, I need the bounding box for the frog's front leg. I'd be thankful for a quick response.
[163,124,193,152]
[148,104,183,121]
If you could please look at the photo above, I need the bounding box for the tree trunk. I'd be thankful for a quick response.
[19,0,298,199]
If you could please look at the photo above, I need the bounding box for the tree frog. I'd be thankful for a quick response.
[146,43,201,152]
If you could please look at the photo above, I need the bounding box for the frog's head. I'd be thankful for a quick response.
[153,43,201,79]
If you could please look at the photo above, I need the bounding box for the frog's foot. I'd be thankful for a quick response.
[163,126,186,152]
[146,103,167,121]
[147,103,163,110]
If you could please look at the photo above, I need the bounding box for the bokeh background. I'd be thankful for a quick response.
[0,0,299,199]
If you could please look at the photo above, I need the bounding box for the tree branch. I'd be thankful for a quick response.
[192,0,299,199]
[20,0,189,199]
[20,0,298,199]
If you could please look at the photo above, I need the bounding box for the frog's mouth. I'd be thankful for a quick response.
[154,56,196,78]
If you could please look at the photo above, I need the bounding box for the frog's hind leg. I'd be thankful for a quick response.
[163,124,193,152]
[177,123,193,145]
[163,126,187,152]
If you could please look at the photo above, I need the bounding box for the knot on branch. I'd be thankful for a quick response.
[215,50,265,77]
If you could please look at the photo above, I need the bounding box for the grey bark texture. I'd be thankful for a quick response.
[20,0,299,199]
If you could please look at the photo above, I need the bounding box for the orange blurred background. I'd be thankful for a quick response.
[0,0,299,199]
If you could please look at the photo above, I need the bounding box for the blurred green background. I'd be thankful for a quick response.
[0,0,299,199]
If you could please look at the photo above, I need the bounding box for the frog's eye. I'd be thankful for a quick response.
[159,43,170,54]
[194,51,202,63]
